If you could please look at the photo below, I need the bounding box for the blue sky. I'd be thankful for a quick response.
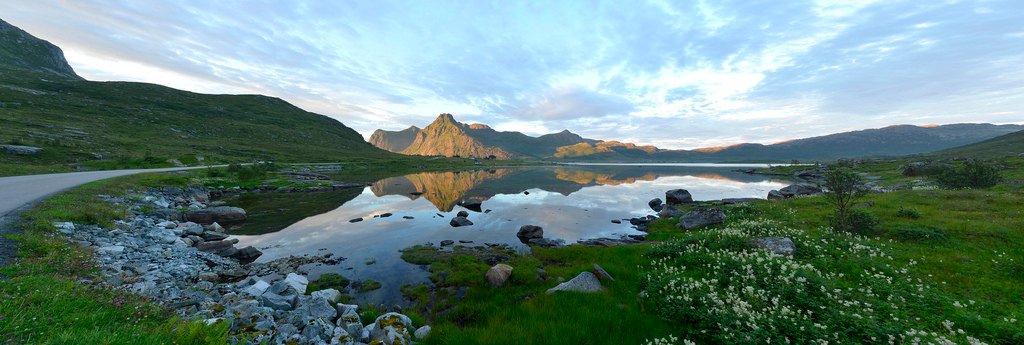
[3,0,1023,149]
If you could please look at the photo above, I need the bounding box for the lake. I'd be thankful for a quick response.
[230,164,789,305]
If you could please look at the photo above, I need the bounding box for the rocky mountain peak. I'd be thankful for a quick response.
[0,18,81,79]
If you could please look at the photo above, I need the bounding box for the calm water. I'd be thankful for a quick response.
[231,164,788,305]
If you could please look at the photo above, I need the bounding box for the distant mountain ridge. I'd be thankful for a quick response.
[371,114,1024,162]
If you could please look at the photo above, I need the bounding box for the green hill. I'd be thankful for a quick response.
[932,129,1024,158]
[0,18,392,176]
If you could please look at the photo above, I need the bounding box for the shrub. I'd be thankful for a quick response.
[823,166,867,232]
[895,206,921,219]
[891,224,947,243]
[832,209,879,235]
[934,160,1002,189]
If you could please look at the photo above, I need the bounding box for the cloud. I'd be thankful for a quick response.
[2,0,1022,148]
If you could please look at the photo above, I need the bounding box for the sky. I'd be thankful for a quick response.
[3,0,1023,149]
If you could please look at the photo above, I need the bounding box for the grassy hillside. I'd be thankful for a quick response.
[933,129,1024,159]
[0,18,393,176]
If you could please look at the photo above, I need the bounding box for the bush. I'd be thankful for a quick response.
[934,160,1002,189]
[895,206,921,219]
[891,224,947,243]
[823,167,867,233]
[832,209,879,235]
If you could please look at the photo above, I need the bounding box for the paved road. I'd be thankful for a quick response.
[0,167,203,268]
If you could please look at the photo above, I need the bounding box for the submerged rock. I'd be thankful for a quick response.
[183,206,247,225]
[516,225,543,243]
[449,216,473,227]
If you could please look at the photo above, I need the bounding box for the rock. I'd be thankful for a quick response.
[665,189,694,206]
[260,292,297,311]
[148,228,179,244]
[312,289,342,303]
[96,245,125,255]
[769,184,823,200]
[657,206,681,219]
[203,222,225,232]
[349,217,363,223]
[372,313,414,345]
[182,206,247,225]
[146,208,183,221]
[378,212,393,218]
[592,264,614,281]
[200,230,229,241]
[456,210,469,218]
[301,317,335,342]
[449,216,473,227]
[244,280,272,296]
[678,208,726,230]
[330,326,356,345]
[268,281,297,296]
[336,304,363,337]
[180,222,204,236]
[750,237,796,256]
[440,240,454,247]
[296,296,337,322]
[516,225,543,243]
[546,272,603,294]
[485,264,514,287]
[195,240,238,257]
[527,238,565,247]
[402,216,414,219]
[414,325,431,339]
[577,237,641,246]
[610,219,621,224]
[285,273,309,294]
[648,198,664,211]
[0,144,42,155]
[457,200,483,212]
[230,246,263,264]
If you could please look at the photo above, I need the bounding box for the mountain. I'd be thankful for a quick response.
[0,18,390,174]
[932,129,1024,158]
[373,113,1023,162]
[0,18,79,79]
[368,126,420,152]
[372,113,598,159]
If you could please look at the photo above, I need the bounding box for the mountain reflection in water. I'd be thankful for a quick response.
[231,164,787,305]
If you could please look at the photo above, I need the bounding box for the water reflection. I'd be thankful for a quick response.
[231,164,787,305]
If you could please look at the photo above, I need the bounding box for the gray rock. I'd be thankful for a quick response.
[285,273,309,294]
[592,264,614,281]
[440,240,454,247]
[260,292,296,310]
[146,208,183,221]
[657,206,682,219]
[349,217,363,223]
[546,272,603,294]
[456,210,469,218]
[449,216,473,227]
[648,198,663,211]
[194,240,238,257]
[311,289,342,303]
[200,231,229,241]
[182,206,247,225]
[414,325,431,339]
[678,208,726,230]
[0,144,42,155]
[665,189,694,206]
[230,246,262,264]
[244,280,271,296]
[181,223,204,236]
[457,200,483,212]
[516,225,544,243]
[485,264,513,287]
[750,237,796,256]
[96,245,125,255]
[769,184,822,200]
[148,228,179,244]
[296,296,337,322]
[300,317,334,342]
[527,238,564,247]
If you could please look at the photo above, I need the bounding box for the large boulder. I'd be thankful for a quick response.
[195,240,238,257]
[546,272,603,294]
[677,208,726,230]
[750,237,796,256]
[182,206,247,225]
[449,216,473,227]
[457,200,483,212]
[768,184,822,200]
[485,264,514,287]
[285,273,309,294]
[658,206,682,219]
[0,144,42,155]
[260,292,297,311]
[516,225,543,243]
[370,313,414,345]
[665,189,694,206]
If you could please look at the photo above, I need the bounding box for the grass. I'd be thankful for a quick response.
[0,172,231,344]
[403,158,1024,344]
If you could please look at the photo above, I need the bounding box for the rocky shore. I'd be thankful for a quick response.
[58,185,429,345]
